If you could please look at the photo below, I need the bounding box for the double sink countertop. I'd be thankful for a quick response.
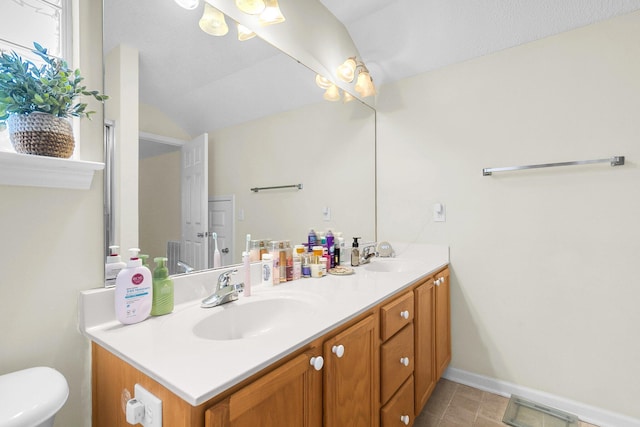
[80,243,449,406]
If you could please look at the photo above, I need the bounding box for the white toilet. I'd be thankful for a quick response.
[0,367,69,427]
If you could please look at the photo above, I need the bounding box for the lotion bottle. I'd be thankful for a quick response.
[105,245,126,288]
[115,248,153,325]
[351,237,360,267]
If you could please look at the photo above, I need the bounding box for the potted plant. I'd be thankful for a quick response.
[0,42,107,158]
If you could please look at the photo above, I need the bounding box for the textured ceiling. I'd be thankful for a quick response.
[104,0,640,137]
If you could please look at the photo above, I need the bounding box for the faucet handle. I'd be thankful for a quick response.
[218,269,238,288]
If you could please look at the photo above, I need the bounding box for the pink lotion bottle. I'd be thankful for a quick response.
[115,248,153,325]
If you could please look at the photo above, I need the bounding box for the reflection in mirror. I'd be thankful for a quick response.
[104,0,376,276]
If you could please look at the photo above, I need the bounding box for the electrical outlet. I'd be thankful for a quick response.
[134,384,162,427]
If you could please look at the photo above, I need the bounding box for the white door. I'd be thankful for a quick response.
[181,134,208,271]
[208,197,234,266]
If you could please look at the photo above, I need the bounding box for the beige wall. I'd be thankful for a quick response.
[209,100,376,263]
[377,11,640,419]
[139,151,182,262]
[139,103,191,140]
[0,1,104,426]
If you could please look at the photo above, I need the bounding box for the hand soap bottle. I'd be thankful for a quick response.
[151,257,174,316]
[351,237,360,267]
[105,245,126,288]
[115,248,152,324]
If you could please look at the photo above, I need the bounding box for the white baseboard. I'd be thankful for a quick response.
[443,367,640,427]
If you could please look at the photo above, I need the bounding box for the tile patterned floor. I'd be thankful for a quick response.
[414,379,600,427]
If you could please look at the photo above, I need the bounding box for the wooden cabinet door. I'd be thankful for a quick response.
[414,279,436,415]
[323,314,379,427]
[435,268,451,379]
[205,348,323,427]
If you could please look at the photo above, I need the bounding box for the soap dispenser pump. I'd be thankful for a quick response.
[105,245,126,288]
[351,237,361,267]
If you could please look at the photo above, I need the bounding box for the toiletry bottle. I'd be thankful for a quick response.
[115,248,153,325]
[139,253,150,270]
[105,245,126,288]
[269,241,280,284]
[151,257,174,316]
[326,230,335,268]
[307,229,317,252]
[261,253,273,286]
[242,251,252,297]
[335,232,344,265]
[285,240,293,281]
[351,237,361,267]
[279,241,287,283]
[301,253,311,278]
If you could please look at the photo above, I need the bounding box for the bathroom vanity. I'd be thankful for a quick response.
[81,244,450,427]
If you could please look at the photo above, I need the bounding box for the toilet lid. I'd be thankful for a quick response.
[0,367,69,427]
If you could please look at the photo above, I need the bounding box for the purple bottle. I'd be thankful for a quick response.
[307,229,317,252]
[326,230,335,268]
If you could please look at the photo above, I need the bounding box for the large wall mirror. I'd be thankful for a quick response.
[103,0,376,276]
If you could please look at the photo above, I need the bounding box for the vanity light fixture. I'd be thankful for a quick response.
[343,91,355,103]
[235,0,265,15]
[237,23,256,41]
[199,3,229,36]
[337,57,357,83]
[323,84,341,102]
[259,0,286,25]
[174,0,200,10]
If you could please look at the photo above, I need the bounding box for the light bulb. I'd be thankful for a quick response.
[323,85,340,102]
[337,57,357,83]
[315,74,332,90]
[355,71,376,97]
[237,23,256,41]
[199,3,229,36]
[174,0,199,10]
[259,0,285,25]
[235,0,265,15]
[343,91,355,103]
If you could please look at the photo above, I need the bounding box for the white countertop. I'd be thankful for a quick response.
[80,243,448,406]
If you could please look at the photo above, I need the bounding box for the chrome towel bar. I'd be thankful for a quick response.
[251,183,303,192]
[483,156,624,176]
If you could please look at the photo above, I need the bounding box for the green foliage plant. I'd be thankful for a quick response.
[0,42,107,130]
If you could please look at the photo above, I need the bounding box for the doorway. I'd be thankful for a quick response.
[208,196,235,267]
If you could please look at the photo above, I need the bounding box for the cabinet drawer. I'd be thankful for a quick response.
[381,323,414,404]
[381,375,415,427]
[381,291,414,341]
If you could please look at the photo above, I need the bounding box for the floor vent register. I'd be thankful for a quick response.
[503,395,579,427]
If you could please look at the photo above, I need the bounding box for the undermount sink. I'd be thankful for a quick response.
[192,296,315,341]
[364,259,421,273]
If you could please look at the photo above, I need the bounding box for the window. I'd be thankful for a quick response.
[0,0,71,152]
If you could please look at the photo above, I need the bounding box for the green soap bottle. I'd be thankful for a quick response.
[151,257,174,316]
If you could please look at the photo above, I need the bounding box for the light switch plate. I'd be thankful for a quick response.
[434,203,446,222]
[134,384,162,427]
[323,206,331,221]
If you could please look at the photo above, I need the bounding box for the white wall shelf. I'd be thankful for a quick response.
[0,151,104,190]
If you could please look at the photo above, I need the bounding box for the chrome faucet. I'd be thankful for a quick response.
[201,269,244,308]
[176,260,195,274]
[360,243,377,264]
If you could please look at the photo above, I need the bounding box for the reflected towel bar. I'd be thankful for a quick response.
[251,183,303,192]
[482,156,625,176]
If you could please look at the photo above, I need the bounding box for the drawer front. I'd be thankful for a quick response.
[381,291,414,341]
[381,375,415,427]
[381,323,414,404]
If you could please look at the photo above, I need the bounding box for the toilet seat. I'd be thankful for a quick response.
[0,367,69,427]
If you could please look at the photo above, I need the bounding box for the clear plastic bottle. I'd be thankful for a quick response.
[261,253,273,285]
[285,240,293,281]
[279,241,287,283]
[307,229,318,252]
[269,241,280,284]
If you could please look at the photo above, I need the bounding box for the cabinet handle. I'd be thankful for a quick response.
[400,310,410,320]
[400,415,410,425]
[332,344,345,358]
[310,356,324,371]
[400,357,410,367]
[435,278,441,286]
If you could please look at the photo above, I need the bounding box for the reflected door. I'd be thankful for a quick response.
[208,197,234,267]
[181,133,208,271]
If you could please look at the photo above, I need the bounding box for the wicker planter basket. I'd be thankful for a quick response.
[7,112,75,158]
